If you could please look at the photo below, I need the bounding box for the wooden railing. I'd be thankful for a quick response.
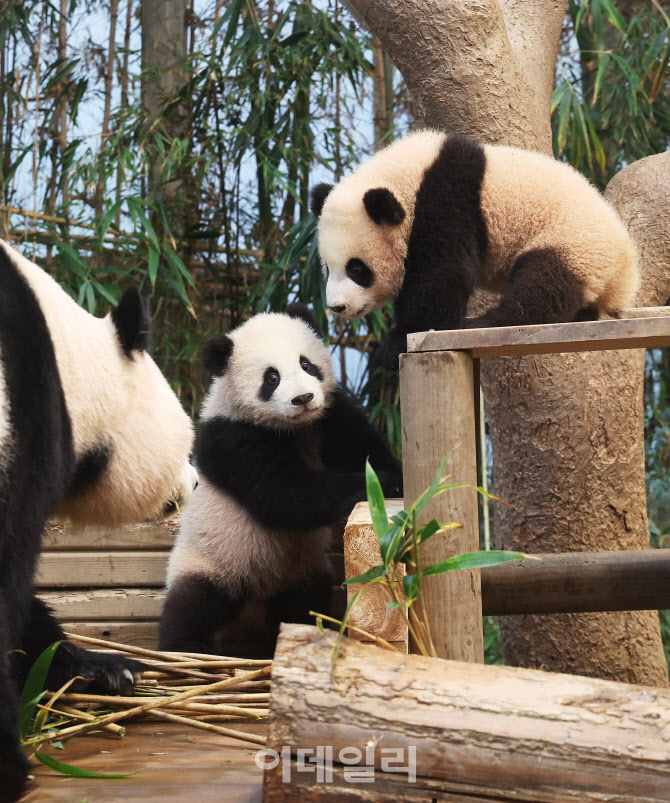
[398,307,670,661]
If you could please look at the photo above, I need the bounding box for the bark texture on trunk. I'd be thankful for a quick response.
[265,624,670,801]
[341,0,670,683]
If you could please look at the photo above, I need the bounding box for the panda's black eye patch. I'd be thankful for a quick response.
[346,258,374,288]
[260,367,281,401]
[300,355,323,381]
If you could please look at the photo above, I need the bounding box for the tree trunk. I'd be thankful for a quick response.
[141,0,191,244]
[265,624,670,802]
[340,0,670,684]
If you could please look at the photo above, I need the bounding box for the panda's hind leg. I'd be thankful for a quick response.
[159,574,245,655]
[0,597,31,802]
[465,247,587,329]
[265,571,333,652]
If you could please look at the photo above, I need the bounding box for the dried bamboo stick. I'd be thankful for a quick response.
[64,632,271,668]
[149,709,266,746]
[24,666,271,745]
[41,704,126,737]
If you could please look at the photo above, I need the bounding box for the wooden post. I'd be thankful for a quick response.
[399,350,483,662]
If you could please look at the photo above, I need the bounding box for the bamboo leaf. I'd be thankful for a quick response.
[35,751,140,779]
[365,460,390,544]
[422,551,531,578]
[343,565,386,585]
[19,642,62,739]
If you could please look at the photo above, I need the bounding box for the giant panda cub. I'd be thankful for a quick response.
[159,303,402,656]
[311,130,639,367]
[0,240,197,800]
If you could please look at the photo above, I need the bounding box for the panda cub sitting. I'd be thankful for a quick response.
[159,304,402,656]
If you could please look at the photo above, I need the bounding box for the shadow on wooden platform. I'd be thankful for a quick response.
[22,721,266,802]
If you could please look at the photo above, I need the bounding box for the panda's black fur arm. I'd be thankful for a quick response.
[196,416,384,530]
[14,597,145,694]
[321,389,403,493]
[393,136,488,341]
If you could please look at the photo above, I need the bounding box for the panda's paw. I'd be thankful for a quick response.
[371,329,407,373]
[49,644,145,695]
[0,731,32,802]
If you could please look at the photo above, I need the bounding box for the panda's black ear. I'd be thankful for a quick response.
[112,287,151,358]
[201,335,234,377]
[286,302,323,339]
[363,188,406,226]
[310,183,334,219]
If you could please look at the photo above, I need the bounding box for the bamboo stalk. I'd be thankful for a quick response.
[41,704,126,737]
[65,632,268,666]
[149,709,266,746]
[24,666,271,745]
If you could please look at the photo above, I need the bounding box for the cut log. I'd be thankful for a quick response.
[343,501,407,652]
[264,623,670,802]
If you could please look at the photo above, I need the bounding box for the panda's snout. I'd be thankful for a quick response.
[329,304,346,314]
[292,392,314,407]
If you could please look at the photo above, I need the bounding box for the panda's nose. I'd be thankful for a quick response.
[292,393,314,406]
[330,304,346,314]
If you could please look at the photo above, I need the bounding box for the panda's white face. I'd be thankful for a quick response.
[201,313,336,431]
[317,191,408,320]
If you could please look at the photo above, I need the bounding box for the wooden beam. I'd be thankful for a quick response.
[35,551,169,587]
[265,624,670,802]
[408,308,670,357]
[482,549,670,615]
[399,350,483,661]
[38,589,165,621]
[43,519,178,551]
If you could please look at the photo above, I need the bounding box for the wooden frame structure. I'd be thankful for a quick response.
[396,307,670,661]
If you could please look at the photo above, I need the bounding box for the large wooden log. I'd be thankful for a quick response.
[264,623,670,802]
[482,548,670,615]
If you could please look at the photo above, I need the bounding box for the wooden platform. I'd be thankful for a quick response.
[39,518,346,648]
[22,721,266,802]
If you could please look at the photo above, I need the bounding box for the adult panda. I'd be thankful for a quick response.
[0,240,197,800]
[311,130,639,367]
[159,304,402,657]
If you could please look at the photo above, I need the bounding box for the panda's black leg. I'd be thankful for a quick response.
[465,247,587,329]
[159,574,245,654]
[0,596,32,803]
[15,596,144,695]
[265,571,333,652]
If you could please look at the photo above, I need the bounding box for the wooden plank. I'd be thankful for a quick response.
[24,721,266,802]
[265,624,670,802]
[35,551,169,587]
[38,588,165,621]
[481,548,670,615]
[343,501,408,652]
[408,310,670,357]
[43,517,178,551]
[399,350,483,662]
[63,620,160,648]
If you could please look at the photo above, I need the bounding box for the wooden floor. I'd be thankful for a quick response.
[22,722,267,802]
